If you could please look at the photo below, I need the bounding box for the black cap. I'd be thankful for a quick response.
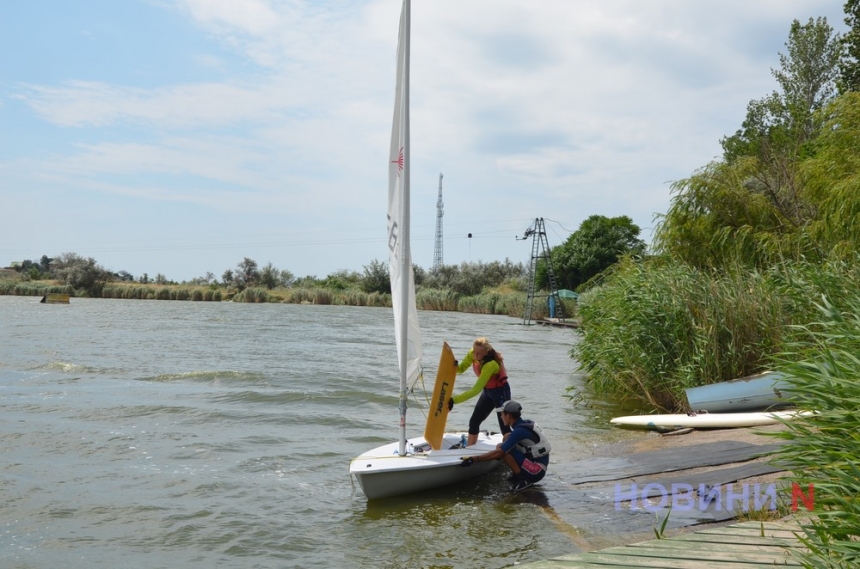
[502,400,522,414]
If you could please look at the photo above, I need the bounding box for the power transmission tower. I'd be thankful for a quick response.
[521,218,564,325]
[433,173,443,271]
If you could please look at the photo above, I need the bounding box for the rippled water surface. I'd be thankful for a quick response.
[0,296,631,568]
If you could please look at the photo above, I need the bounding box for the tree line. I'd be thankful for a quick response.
[8,216,647,299]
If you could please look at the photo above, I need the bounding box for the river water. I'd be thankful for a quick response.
[0,296,636,568]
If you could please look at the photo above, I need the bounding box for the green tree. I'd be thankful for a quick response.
[800,92,860,257]
[841,0,860,91]
[53,252,113,296]
[547,215,646,291]
[722,18,841,165]
[278,269,295,288]
[291,275,313,288]
[361,259,390,294]
[259,262,278,290]
[423,260,525,295]
[19,259,40,278]
[235,257,259,290]
[719,17,841,228]
[659,19,843,269]
[321,269,361,290]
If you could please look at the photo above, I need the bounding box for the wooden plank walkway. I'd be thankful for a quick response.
[522,521,806,568]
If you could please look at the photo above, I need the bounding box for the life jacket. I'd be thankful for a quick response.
[472,356,508,389]
[513,421,551,459]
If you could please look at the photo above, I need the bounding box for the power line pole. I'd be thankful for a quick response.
[433,173,443,271]
[521,217,564,325]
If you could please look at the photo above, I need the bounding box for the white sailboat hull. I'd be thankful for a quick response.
[350,432,504,500]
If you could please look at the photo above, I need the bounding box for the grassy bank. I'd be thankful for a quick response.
[0,278,576,320]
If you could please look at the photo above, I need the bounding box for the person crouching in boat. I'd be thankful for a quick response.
[447,337,511,447]
[458,400,551,492]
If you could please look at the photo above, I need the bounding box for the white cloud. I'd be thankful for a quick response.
[2,0,849,279]
[179,0,282,37]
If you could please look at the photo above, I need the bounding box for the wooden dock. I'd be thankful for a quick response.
[522,521,806,568]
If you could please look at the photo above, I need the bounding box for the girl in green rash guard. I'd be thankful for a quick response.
[447,337,512,447]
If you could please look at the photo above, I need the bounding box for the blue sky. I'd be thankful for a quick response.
[0,1,849,282]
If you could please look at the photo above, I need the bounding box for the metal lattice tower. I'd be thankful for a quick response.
[433,173,443,270]
[522,218,564,325]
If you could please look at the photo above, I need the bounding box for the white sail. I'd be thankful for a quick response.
[348,1,505,498]
[388,0,422,454]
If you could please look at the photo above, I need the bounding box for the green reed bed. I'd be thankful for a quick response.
[574,258,860,412]
[573,259,792,412]
[768,295,860,569]
[457,292,502,315]
[330,289,388,307]
[1,278,534,319]
[277,287,340,305]
[415,289,532,317]
[273,287,378,306]
[232,287,270,303]
[98,283,220,301]
[0,282,75,297]
[416,288,459,311]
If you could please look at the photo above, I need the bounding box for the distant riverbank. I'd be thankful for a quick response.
[0,278,577,320]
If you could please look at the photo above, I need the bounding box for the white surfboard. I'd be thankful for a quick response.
[610,410,809,430]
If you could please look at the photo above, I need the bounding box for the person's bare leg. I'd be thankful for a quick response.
[502,453,520,475]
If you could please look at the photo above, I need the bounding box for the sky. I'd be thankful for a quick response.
[0,1,850,282]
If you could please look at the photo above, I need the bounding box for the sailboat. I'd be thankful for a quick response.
[348,0,503,500]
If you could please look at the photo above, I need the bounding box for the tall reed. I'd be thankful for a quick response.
[232,288,270,303]
[573,258,790,411]
[457,292,501,314]
[0,282,75,297]
[768,294,860,568]
[416,288,459,311]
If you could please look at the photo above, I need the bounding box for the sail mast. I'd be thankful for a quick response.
[389,0,421,457]
[397,0,411,456]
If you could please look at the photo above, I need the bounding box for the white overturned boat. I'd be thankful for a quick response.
[350,432,503,500]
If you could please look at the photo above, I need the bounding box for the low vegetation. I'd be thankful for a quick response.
[0,259,577,320]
